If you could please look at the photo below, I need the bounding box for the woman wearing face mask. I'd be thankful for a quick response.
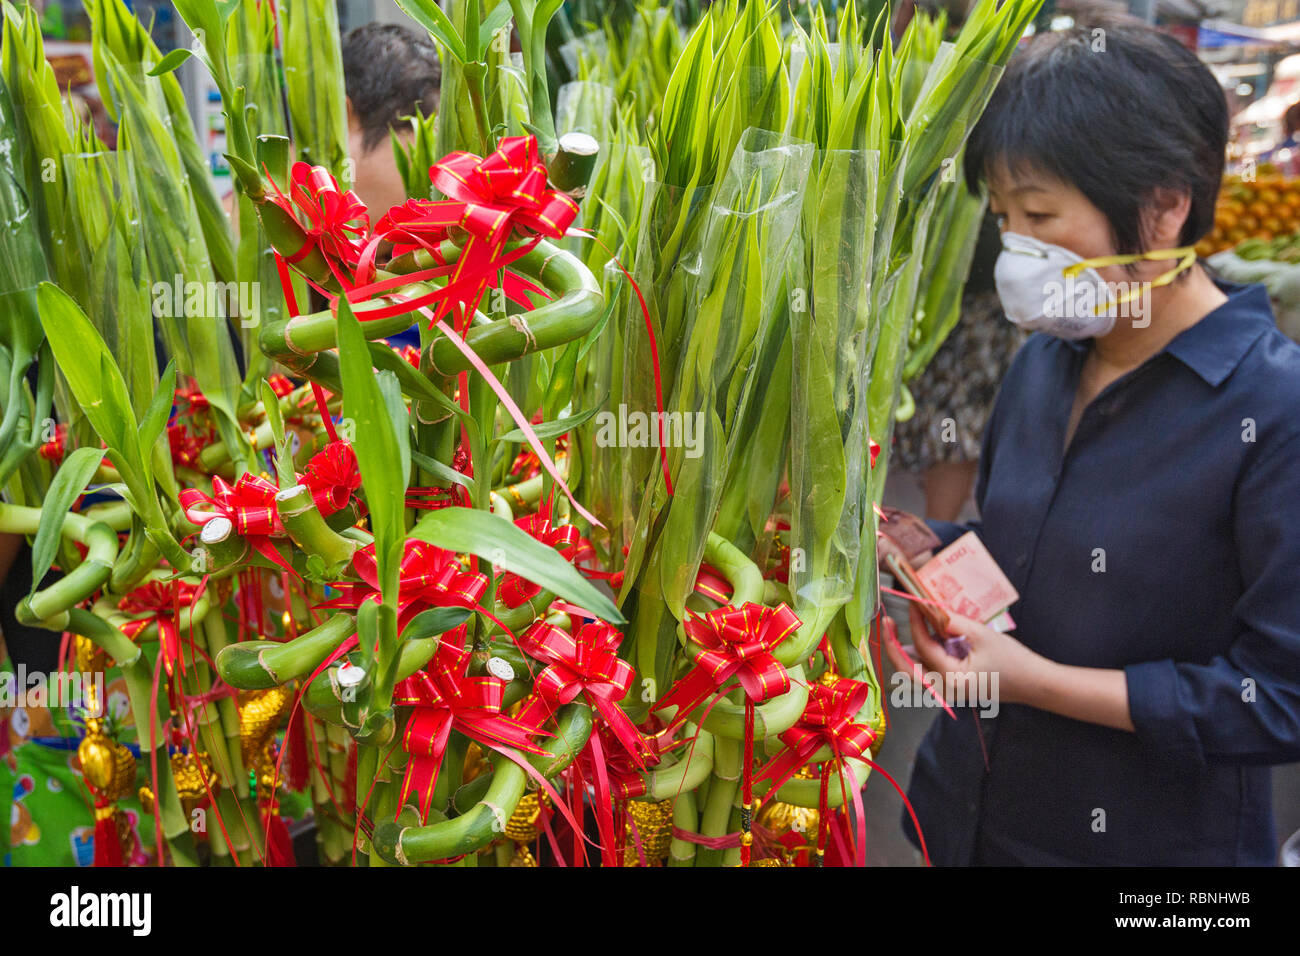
[885,18,1300,866]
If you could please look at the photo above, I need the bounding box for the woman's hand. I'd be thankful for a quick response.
[883,603,1136,731]
[885,601,1046,707]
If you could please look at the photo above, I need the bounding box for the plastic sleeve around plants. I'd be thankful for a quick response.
[788,147,879,619]
[620,128,814,623]
[280,0,349,179]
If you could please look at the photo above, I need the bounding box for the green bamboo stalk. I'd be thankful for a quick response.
[695,733,740,867]
[201,610,250,801]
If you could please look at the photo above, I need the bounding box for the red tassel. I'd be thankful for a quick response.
[283,707,310,792]
[93,804,124,867]
[261,802,297,867]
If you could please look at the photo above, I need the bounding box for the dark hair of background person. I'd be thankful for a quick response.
[341,22,441,153]
[963,18,1229,254]
[1285,101,1300,139]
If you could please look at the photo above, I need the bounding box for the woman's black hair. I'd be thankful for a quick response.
[342,23,441,153]
[963,20,1228,252]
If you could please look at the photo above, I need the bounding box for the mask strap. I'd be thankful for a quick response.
[1062,245,1197,277]
[1063,247,1198,315]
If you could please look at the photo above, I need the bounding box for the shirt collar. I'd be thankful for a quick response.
[1061,279,1273,387]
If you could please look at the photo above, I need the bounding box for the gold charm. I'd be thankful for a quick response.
[504,791,547,844]
[171,750,217,803]
[239,685,293,768]
[755,797,819,865]
[508,844,538,867]
[78,719,137,802]
[623,798,675,866]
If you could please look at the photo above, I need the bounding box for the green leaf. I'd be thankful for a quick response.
[336,296,408,605]
[410,451,473,491]
[377,369,412,487]
[365,340,466,423]
[36,284,142,477]
[137,360,176,455]
[409,507,625,625]
[494,403,603,445]
[465,0,480,66]
[400,605,474,643]
[480,2,514,57]
[29,447,104,594]
[147,48,191,75]
[260,378,296,488]
[393,0,467,61]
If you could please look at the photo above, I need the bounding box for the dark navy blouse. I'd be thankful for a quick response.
[906,279,1300,865]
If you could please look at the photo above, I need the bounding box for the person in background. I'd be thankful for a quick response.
[341,22,440,218]
[1267,101,1300,177]
[339,22,440,351]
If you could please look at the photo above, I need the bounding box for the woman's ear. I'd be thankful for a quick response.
[345,96,360,132]
[1142,187,1193,249]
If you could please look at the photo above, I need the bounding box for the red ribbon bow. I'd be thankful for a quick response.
[393,635,548,822]
[653,603,800,731]
[267,374,296,399]
[515,619,649,865]
[516,620,647,767]
[755,680,877,798]
[175,384,210,415]
[300,440,361,517]
[37,422,66,463]
[118,580,204,677]
[362,135,578,332]
[168,422,212,469]
[268,162,370,282]
[179,473,293,573]
[319,539,488,632]
[754,679,878,867]
[180,473,282,537]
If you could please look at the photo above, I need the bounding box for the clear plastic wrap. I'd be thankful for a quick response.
[111,60,246,468]
[788,147,879,611]
[639,129,812,618]
[281,0,349,177]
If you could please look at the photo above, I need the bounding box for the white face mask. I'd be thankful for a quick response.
[993,232,1196,341]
